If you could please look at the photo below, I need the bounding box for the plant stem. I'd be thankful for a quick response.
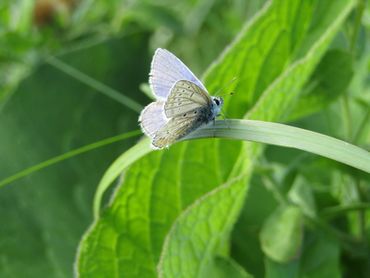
[353,106,370,144]
[0,130,141,189]
[45,56,143,113]
[320,203,370,219]
[350,0,366,53]
[261,177,288,206]
[342,95,353,140]
[355,180,367,240]
[305,215,367,258]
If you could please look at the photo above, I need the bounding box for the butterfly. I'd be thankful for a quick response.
[139,48,223,149]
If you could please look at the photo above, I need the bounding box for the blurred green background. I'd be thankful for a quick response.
[0,0,369,277]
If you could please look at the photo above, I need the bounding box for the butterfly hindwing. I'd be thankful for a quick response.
[140,80,213,147]
[164,80,211,118]
[151,80,213,148]
[139,101,168,138]
[152,114,204,149]
[149,49,207,100]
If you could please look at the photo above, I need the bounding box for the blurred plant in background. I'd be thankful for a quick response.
[0,0,369,277]
[0,0,265,102]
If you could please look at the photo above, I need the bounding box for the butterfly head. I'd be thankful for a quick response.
[211,96,224,116]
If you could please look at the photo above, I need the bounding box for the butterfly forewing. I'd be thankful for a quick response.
[149,49,207,99]
[164,80,211,118]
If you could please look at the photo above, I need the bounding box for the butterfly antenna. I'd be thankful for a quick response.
[214,76,238,96]
[218,91,235,97]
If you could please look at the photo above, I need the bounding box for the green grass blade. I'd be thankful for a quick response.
[92,118,369,219]
[45,56,143,113]
[0,130,142,189]
[186,120,370,173]
[92,138,152,217]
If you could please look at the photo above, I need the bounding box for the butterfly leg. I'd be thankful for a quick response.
[212,118,216,138]
[220,112,230,129]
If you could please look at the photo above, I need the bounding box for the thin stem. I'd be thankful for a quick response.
[261,176,288,206]
[350,0,366,53]
[342,95,353,140]
[320,203,370,219]
[353,106,370,144]
[0,130,141,189]
[55,35,113,57]
[45,56,143,113]
[305,215,367,257]
[355,180,367,240]
[54,29,143,57]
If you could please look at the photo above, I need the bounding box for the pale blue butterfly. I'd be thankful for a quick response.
[139,48,223,149]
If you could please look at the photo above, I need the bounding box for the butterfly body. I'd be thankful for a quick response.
[139,49,223,149]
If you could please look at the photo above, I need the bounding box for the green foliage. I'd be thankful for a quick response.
[289,49,354,120]
[0,0,369,277]
[212,256,253,278]
[260,205,304,263]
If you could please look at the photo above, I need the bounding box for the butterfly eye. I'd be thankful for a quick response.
[214,99,220,106]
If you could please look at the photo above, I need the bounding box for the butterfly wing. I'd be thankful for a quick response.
[152,114,204,149]
[149,48,207,100]
[164,80,212,118]
[139,101,168,138]
[151,80,213,149]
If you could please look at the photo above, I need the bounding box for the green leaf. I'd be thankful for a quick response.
[79,139,244,277]
[0,64,132,277]
[203,0,315,117]
[92,138,152,217]
[0,35,147,277]
[289,49,354,120]
[6,0,34,33]
[212,256,253,278]
[77,0,356,277]
[123,3,183,33]
[299,234,341,278]
[158,177,248,278]
[265,257,299,278]
[231,175,277,277]
[260,205,304,263]
[288,176,316,217]
[0,62,32,103]
[264,233,341,278]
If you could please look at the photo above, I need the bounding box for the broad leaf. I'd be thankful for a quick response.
[264,233,341,278]
[289,49,354,120]
[299,234,341,278]
[211,256,253,278]
[0,35,147,277]
[260,205,304,263]
[288,176,316,217]
[159,0,354,276]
